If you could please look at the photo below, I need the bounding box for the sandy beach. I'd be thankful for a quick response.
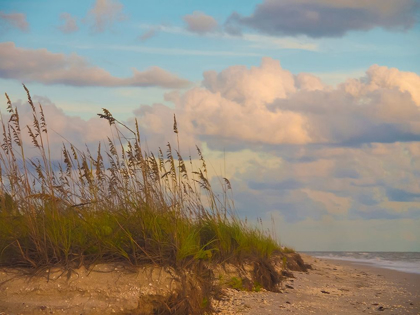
[215,254,420,314]
[1,253,419,314]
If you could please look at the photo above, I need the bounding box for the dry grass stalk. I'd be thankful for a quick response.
[0,87,288,314]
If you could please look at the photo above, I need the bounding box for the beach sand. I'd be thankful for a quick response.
[215,254,420,314]
[1,254,419,314]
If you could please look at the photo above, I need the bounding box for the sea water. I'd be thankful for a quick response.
[303,251,420,275]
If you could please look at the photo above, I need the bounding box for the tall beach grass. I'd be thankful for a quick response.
[0,87,287,313]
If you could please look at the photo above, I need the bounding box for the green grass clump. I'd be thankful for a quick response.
[282,246,295,253]
[0,87,282,270]
[227,277,245,290]
[226,277,263,292]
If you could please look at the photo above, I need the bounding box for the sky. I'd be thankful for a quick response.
[1,0,420,251]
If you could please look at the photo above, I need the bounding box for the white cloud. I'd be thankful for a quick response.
[202,57,297,104]
[135,58,312,146]
[365,65,420,106]
[134,57,420,148]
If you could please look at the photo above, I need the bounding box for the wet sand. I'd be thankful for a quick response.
[215,254,420,314]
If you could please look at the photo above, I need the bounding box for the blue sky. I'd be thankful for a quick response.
[1,0,420,251]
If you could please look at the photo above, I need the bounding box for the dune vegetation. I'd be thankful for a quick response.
[0,87,288,314]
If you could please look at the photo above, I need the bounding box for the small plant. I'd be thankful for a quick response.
[282,246,295,253]
[200,297,209,309]
[226,277,263,292]
[227,277,245,291]
[252,282,263,292]
[282,256,288,270]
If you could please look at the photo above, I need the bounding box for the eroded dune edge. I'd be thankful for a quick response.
[0,252,309,314]
[2,253,419,314]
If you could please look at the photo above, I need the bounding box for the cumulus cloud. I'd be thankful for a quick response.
[58,13,78,34]
[0,42,190,88]
[0,11,29,32]
[272,85,420,146]
[86,0,126,33]
[295,73,325,91]
[225,0,419,38]
[136,58,311,147]
[134,57,420,150]
[183,11,218,34]
[347,64,420,106]
[129,58,420,246]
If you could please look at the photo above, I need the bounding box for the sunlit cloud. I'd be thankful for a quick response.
[133,57,420,149]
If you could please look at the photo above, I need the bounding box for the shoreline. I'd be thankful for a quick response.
[318,257,420,294]
[302,251,420,276]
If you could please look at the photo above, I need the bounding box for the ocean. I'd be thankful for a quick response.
[303,251,420,275]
